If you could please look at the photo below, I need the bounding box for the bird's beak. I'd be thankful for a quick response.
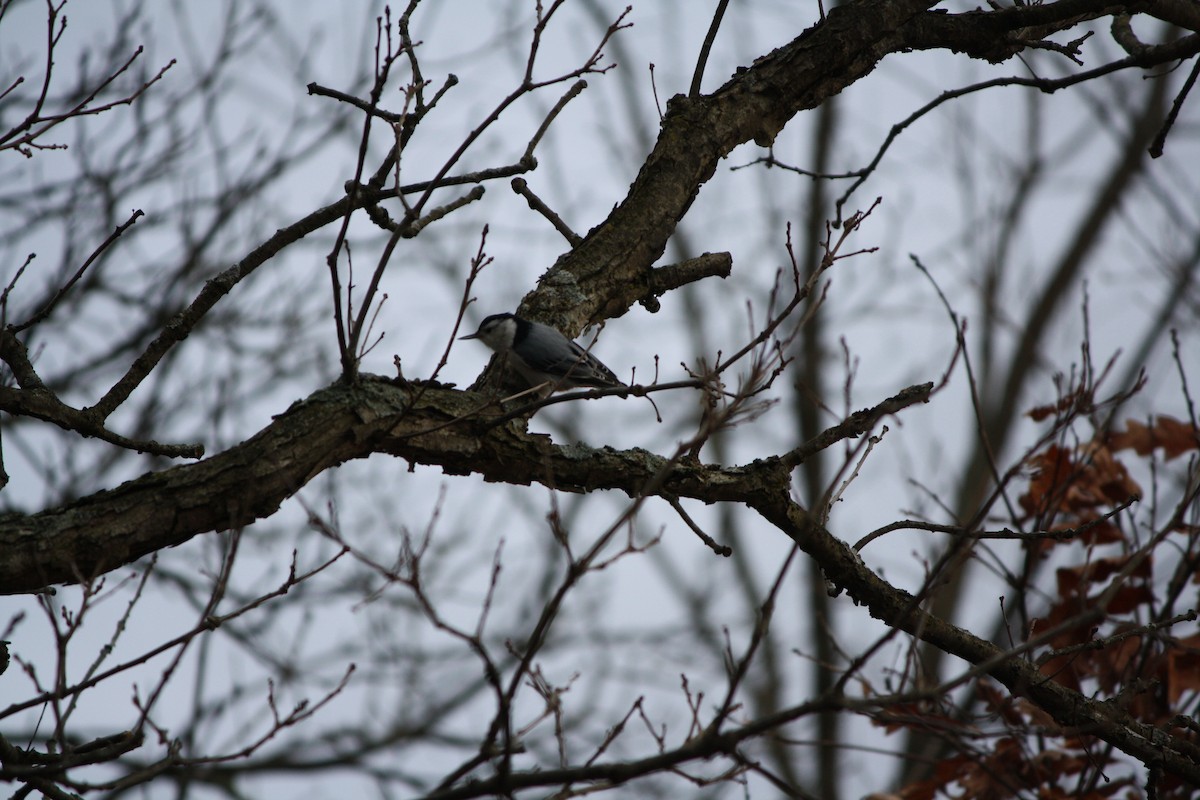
[459,331,480,340]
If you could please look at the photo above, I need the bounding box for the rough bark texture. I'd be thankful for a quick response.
[1,376,792,593]
[522,0,941,332]
[3,372,1199,782]
[9,0,1191,590]
[5,0,1200,786]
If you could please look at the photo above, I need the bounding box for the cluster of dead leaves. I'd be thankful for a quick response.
[1019,415,1199,545]
[1109,415,1200,462]
[887,414,1200,800]
[1033,552,1200,706]
[886,733,1124,800]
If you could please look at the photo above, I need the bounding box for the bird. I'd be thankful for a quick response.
[460,312,625,393]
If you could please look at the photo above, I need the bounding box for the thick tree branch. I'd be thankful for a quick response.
[0,330,203,458]
[6,4,1197,794]
[0,376,789,595]
[519,0,940,332]
[515,0,1181,335]
[7,374,1197,783]
[745,493,1200,785]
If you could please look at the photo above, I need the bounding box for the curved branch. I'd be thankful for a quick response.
[516,0,1181,334]
[0,330,203,458]
[744,491,1200,785]
[3,372,1196,780]
[0,376,790,596]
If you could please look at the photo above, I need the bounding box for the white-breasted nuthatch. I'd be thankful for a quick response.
[460,312,625,392]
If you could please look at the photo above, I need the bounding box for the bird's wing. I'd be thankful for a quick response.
[561,341,622,386]
[523,335,621,386]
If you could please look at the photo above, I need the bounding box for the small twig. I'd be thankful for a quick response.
[373,160,536,199]
[327,12,404,376]
[179,663,356,768]
[133,530,245,731]
[1149,55,1200,158]
[1014,30,1092,65]
[0,33,175,156]
[1035,609,1197,665]
[689,0,731,98]
[649,63,663,120]
[523,79,587,163]
[511,178,581,245]
[853,495,1138,552]
[665,495,732,557]
[478,379,701,430]
[0,253,35,327]
[780,382,932,471]
[0,330,204,459]
[826,36,1200,224]
[14,210,145,332]
[307,82,411,122]
[397,0,426,107]
[1169,330,1198,434]
[711,544,801,729]
[403,226,494,416]
[729,152,866,180]
[308,64,457,127]
[402,185,485,238]
[825,426,887,525]
[1,547,347,721]
[583,698,645,768]
[59,558,156,725]
[357,293,389,361]
[716,203,880,375]
[0,75,24,105]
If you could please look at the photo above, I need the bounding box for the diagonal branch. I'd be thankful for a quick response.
[0,330,203,458]
[2,371,1196,780]
[0,376,791,596]
[517,0,1160,334]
